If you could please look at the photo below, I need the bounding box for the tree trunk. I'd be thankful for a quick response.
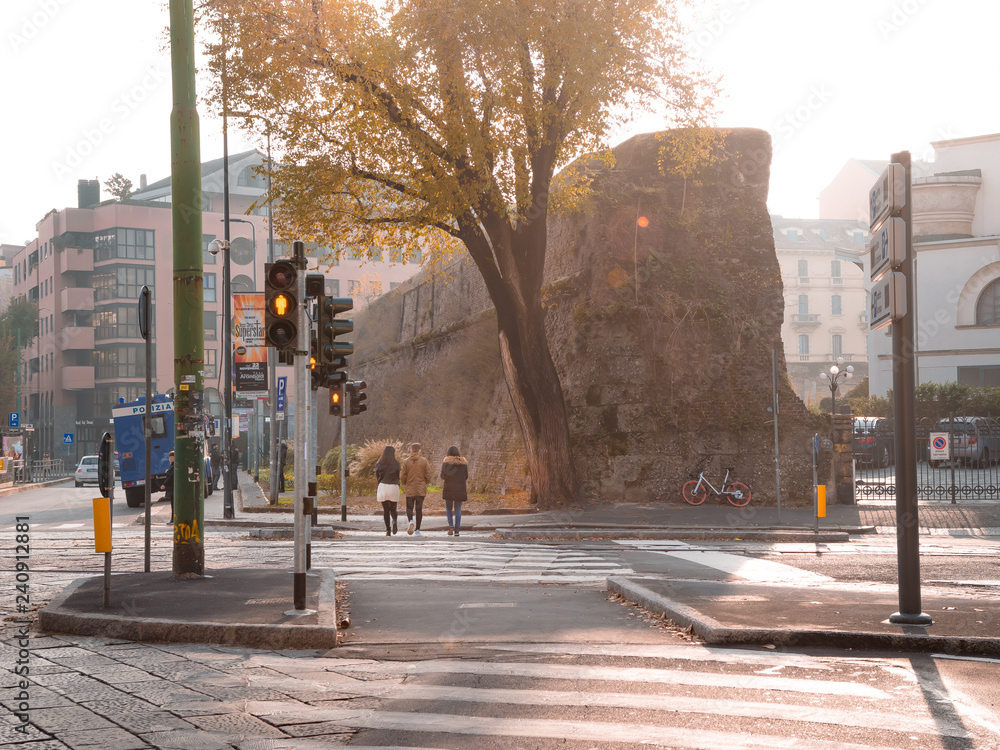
[495,297,577,508]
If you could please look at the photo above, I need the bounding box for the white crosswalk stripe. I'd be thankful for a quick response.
[310,540,633,583]
[248,642,976,748]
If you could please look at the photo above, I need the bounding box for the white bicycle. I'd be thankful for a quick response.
[682,467,752,507]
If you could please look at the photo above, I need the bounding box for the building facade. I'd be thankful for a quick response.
[12,151,421,463]
[773,216,869,405]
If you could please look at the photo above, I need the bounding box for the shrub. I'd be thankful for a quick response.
[351,439,404,479]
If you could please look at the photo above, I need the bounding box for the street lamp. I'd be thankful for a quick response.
[819,357,854,417]
[208,237,234,519]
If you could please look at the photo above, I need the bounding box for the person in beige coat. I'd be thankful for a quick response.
[400,443,433,536]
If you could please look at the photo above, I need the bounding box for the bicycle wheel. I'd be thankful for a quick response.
[725,481,751,507]
[682,479,708,506]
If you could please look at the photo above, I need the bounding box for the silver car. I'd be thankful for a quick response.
[930,417,1000,468]
[74,455,99,487]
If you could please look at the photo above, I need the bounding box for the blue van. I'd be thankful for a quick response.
[112,394,176,508]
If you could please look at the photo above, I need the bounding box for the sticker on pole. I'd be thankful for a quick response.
[929,432,949,461]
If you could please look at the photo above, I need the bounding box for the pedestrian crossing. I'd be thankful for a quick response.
[243,642,985,748]
[310,539,632,583]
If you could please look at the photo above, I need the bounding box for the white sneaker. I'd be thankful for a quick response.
[407,520,415,535]
[414,530,422,537]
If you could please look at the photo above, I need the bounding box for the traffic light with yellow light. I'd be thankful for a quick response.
[329,388,343,417]
[264,260,299,351]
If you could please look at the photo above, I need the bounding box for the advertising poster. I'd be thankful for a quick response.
[233,293,268,397]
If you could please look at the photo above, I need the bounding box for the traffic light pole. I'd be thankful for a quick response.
[292,242,308,612]
[340,381,348,521]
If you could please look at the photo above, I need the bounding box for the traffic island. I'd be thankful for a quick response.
[38,567,339,650]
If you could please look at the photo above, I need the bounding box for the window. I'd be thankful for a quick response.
[93,266,155,303]
[348,279,361,296]
[204,311,217,341]
[831,260,842,284]
[798,335,809,355]
[325,279,340,297]
[832,334,843,358]
[94,228,155,261]
[204,274,217,303]
[797,295,809,315]
[975,278,1000,325]
[831,295,842,315]
[853,231,864,243]
[797,259,808,283]
[95,305,145,340]
[787,229,799,241]
[237,165,267,188]
[204,349,217,379]
[95,345,147,379]
[958,366,1000,387]
[202,235,217,266]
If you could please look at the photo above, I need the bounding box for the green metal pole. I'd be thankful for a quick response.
[169,0,205,576]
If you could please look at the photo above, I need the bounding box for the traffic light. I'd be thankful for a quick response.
[309,334,322,391]
[347,380,368,417]
[329,388,343,417]
[264,260,298,351]
[319,295,354,385]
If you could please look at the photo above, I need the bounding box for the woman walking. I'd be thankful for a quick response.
[376,445,401,537]
[440,446,468,537]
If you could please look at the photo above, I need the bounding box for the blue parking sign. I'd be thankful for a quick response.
[8,413,18,428]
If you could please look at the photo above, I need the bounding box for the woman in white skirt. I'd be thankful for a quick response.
[375,445,401,536]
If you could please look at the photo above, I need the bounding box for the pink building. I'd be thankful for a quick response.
[12,151,420,464]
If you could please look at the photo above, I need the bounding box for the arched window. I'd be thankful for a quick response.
[237,166,266,189]
[976,279,1000,325]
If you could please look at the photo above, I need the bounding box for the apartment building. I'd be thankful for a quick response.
[12,151,420,463]
[773,216,869,405]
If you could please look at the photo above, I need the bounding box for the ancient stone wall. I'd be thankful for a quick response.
[319,128,828,504]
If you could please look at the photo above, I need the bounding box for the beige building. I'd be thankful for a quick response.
[773,216,869,406]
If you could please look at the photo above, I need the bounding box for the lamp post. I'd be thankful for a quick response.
[208,237,233,519]
[819,357,854,418]
[229,110,279,505]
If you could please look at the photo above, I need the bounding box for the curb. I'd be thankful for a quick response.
[38,570,340,650]
[497,529,852,542]
[606,576,1000,658]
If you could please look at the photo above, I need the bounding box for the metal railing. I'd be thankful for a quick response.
[9,458,68,484]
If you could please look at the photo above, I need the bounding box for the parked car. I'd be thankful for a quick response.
[853,417,895,468]
[74,455,99,487]
[930,417,1000,468]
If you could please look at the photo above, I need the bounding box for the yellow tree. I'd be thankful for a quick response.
[202,0,715,508]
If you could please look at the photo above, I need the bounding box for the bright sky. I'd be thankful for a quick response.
[3,0,999,246]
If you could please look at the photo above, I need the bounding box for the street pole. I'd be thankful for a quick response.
[266,133,279,506]
[221,97,234,520]
[340,380,348,522]
[292,241,308,611]
[168,0,205,576]
[889,151,931,626]
[140,286,153,572]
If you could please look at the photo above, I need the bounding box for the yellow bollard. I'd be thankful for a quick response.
[817,485,827,518]
[93,498,112,553]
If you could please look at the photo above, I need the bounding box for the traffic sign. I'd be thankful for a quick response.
[869,217,906,283]
[870,271,906,331]
[277,376,287,413]
[870,163,905,230]
[63,433,74,444]
[22,424,33,431]
[8,413,18,428]
[929,432,949,461]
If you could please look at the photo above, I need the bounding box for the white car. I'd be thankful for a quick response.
[74,455,99,487]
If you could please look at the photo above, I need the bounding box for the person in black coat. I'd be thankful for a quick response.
[440,446,468,537]
[160,450,175,523]
[375,445,401,536]
[209,442,222,491]
[278,440,288,492]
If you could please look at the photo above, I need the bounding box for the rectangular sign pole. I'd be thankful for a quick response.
[887,152,931,626]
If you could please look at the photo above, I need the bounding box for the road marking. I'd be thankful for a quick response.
[481,643,831,669]
[245,701,904,750]
[661,550,833,583]
[329,659,888,698]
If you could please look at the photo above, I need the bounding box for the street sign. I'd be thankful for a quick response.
[870,163,905,231]
[8,413,18,428]
[22,424,33,431]
[276,376,287,413]
[63,433,74,444]
[929,432,949,462]
[870,271,906,331]
[869,217,906,283]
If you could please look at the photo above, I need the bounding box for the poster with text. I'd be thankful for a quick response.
[233,293,268,397]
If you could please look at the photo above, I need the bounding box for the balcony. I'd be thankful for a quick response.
[791,313,821,326]
[60,249,94,273]
[59,326,95,350]
[62,366,95,391]
[60,287,94,312]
